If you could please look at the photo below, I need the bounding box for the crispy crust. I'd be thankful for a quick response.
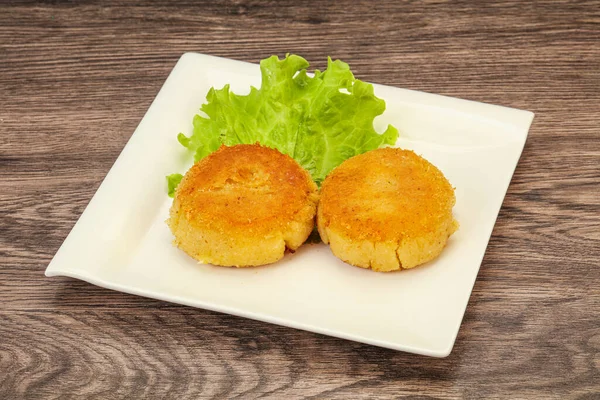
[317,148,457,271]
[168,144,319,267]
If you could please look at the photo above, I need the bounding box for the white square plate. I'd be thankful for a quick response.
[46,53,534,357]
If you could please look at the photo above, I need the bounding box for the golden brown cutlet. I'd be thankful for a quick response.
[168,144,319,267]
[317,147,457,271]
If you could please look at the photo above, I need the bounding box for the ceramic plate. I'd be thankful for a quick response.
[45,53,534,357]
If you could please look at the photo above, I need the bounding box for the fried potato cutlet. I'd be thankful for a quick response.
[317,148,458,272]
[168,144,319,267]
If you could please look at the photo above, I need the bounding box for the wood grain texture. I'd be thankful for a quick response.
[1,0,599,398]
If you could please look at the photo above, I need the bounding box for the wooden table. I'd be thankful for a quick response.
[2,1,599,398]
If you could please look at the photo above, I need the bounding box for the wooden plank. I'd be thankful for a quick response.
[1,0,599,397]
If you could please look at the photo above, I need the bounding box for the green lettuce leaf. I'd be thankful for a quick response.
[166,173,183,197]
[169,54,398,196]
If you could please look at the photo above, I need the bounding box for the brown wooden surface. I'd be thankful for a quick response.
[1,0,599,398]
